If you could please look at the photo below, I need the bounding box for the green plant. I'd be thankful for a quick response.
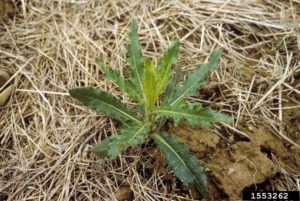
[69,20,232,200]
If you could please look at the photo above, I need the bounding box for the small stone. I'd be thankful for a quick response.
[229,135,234,142]
[115,186,133,201]
[248,126,254,131]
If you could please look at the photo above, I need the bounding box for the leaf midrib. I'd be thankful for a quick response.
[132,55,146,101]
[154,133,207,198]
[153,108,214,120]
[170,76,203,106]
[154,134,187,171]
[87,95,141,123]
[130,31,147,107]
[128,123,149,142]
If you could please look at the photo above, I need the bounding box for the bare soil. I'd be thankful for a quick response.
[170,103,300,200]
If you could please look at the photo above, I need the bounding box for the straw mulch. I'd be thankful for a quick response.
[0,0,299,200]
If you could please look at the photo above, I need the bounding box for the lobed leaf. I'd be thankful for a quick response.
[153,132,210,200]
[163,65,182,102]
[169,50,221,106]
[95,59,140,101]
[69,87,141,123]
[95,59,123,85]
[108,122,151,158]
[127,19,146,105]
[153,102,232,127]
[92,137,111,158]
[157,39,180,97]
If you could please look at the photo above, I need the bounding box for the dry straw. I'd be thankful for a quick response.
[0,0,299,200]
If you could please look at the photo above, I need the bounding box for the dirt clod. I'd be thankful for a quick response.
[172,123,299,200]
[210,141,277,199]
[170,123,220,158]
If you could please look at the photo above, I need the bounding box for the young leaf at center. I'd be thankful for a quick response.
[156,39,180,97]
[142,58,158,113]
